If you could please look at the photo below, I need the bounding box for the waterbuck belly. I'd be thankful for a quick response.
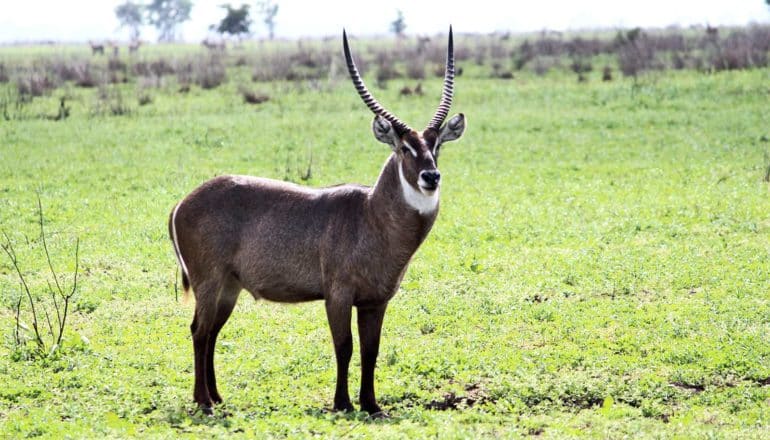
[248,286,324,303]
[237,256,324,304]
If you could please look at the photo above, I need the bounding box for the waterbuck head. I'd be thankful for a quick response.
[343,27,466,203]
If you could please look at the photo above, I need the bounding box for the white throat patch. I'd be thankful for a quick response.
[398,161,439,215]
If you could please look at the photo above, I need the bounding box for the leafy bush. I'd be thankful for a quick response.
[74,64,100,88]
[17,74,55,98]
[709,29,769,71]
[194,55,227,89]
[0,62,9,83]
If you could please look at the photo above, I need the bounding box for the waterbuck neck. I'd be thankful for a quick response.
[366,154,439,256]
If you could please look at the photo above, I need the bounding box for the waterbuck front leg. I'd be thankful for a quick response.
[357,303,387,416]
[325,294,355,412]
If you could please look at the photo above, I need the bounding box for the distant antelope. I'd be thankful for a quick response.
[201,38,226,51]
[169,26,465,417]
[89,41,104,55]
[128,40,142,54]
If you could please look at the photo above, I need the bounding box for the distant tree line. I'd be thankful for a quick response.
[115,0,191,42]
[115,1,280,42]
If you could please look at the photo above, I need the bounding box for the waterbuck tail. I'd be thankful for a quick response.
[168,202,191,300]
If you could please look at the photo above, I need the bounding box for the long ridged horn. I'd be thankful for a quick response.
[343,29,412,135]
[427,26,455,132]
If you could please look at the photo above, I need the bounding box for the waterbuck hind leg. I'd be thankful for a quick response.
[205,280,240,404]
[189,278,231,414]
[325,294,354,412]
[357,304,387,416]
[191,307,213,413]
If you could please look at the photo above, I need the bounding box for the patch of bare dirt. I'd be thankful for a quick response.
[670,381,705,392]
[425,383,493,411]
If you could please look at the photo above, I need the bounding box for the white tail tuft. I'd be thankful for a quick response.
[171,202,191,296]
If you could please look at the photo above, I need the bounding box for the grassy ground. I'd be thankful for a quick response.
[1,51,769,438]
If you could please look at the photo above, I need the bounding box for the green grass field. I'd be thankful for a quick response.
[1,45,769,438]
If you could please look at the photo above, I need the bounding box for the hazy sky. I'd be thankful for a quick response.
[1,0,768,43]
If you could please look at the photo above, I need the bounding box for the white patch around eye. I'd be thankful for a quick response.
[398,161,439,215]
[402,141,418,158]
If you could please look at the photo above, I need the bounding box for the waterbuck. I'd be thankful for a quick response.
[169,27,466,417]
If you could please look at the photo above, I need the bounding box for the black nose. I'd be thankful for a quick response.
[420,170,441,187]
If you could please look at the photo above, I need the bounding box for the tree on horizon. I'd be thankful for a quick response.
[256,1,279,40]
[115,1,144,41]
[146,0,193,42]
[216,4,252,41]
[390,10,406,37]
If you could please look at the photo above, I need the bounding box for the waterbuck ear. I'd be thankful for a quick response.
[438,113,466,145]
[372,115,400,149]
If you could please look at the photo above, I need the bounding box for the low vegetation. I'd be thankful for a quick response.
[1,24,769,122]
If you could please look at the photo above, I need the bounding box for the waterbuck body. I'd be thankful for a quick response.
[169,27,465,416]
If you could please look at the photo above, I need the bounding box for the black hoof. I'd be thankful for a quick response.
[332,404,355,413]
[369,411,390,420]
[199,404,214,416]
[368,410,390,419]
